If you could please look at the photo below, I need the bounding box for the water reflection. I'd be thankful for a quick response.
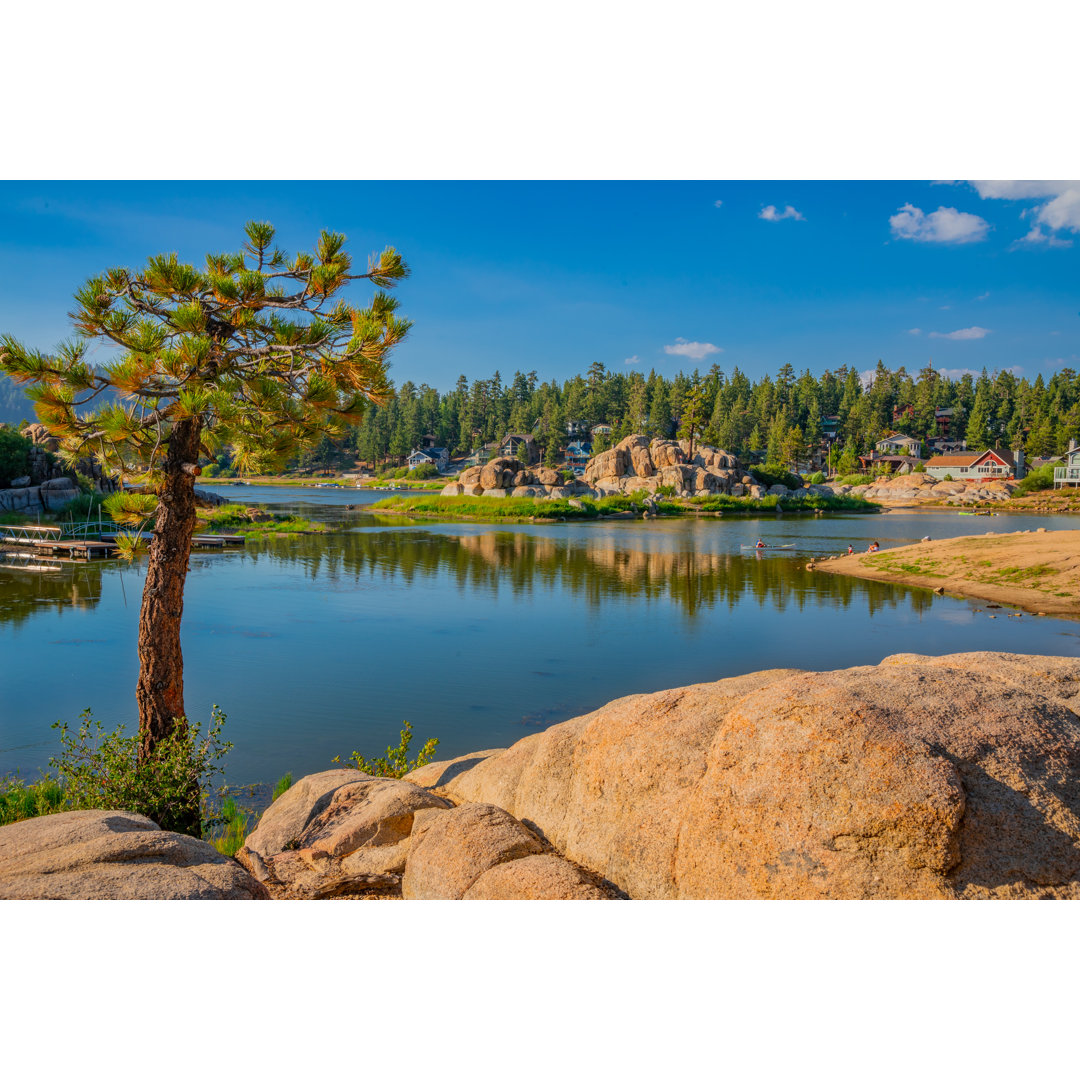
[0,560,105,627]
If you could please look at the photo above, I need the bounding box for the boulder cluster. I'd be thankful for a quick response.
[0,422,117,513]
[826,471,1019,505]
[442,436,751,499]
[5,651,1078,900]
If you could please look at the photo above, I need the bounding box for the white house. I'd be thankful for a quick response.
[1053,441,1080,488]
[924,448,1018,481]
[407,446,449,470]
[875,433,922,458]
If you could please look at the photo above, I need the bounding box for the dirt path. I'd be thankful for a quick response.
[814,529,1080,617]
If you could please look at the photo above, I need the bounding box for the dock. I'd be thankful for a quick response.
[1,523,246,561]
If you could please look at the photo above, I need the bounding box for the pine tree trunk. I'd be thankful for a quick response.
[135,417,202,831]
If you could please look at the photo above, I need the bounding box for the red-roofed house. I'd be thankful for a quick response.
[924,448,1020,481]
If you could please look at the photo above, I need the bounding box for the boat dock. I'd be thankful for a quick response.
[1,523,247,561]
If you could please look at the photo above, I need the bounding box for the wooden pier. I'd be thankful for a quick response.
[1,523,246,561]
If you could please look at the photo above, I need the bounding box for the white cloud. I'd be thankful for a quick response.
[623,355,640,365]
[889,203,990,244]
[970,181,1080,246]
[759,204,804,222]
[939,305,952,310]
[928,326,992,340]
[1018,225,1073,248]
[907,328,922,335]
[713,200,723,208]
[859,369,876,389]
[938,365,1023,381]
[663,338,722,361]
[976,291,990,300]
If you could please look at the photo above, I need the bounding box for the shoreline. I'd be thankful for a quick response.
[814,529,1080,618]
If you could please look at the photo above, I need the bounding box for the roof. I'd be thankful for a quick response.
[878,434,920,443]
[926,448,1014,468]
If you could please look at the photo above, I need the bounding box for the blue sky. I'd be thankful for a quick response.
[1,180,1077,391]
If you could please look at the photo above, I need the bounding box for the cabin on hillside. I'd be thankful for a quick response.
[590,423,613,439]
[924,447,1021,481]
[498,433,539,464]
[1053,441,1080,488]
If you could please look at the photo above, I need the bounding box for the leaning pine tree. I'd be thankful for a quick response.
[0,222,409,828]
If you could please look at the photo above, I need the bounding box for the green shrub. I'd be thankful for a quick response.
[836,473,872,486]
[58,491,108,522]
[913,462,926,473]
[272,773,294,801]
[333,720,439,779]
[804,471,825,485]
[408,463,439,479]
[1015,463,1055,494]
[206,796,251,858]
[0,427,32,486]
[50,707,233,837]
[944,474,953,482]
[749,465,801,490]
[0,774,69,827]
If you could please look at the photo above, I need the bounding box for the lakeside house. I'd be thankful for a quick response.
[590,423,613,440]
[875,433,922,458]
[407,446,450,471]
[1053,441,1080,488]
[924,447,1023,481]
[565,440,592,468]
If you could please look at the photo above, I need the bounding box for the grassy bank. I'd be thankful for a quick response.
[370,491,879,522]
[197,505,332,536]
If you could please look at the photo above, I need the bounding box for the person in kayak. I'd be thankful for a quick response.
[755,539,767,549]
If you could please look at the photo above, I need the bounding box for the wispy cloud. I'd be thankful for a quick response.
[976,291,990,300]
[623,355,640,365]
[970,181,1080,247]
[928,326,991,340]
[939,305,952,310]
[889,203,990,244]
[907,328,922,335]
[759,204,804,222]
[938,365,1022,380]
[713,200,723,208]
[664,339,722,361]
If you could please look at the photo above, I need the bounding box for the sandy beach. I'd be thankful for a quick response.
[814,529,1080,617]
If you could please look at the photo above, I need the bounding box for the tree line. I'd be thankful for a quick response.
[312,359,1080,471]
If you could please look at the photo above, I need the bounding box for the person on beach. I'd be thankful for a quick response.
[868,541,879,553]
[847,543,854,555]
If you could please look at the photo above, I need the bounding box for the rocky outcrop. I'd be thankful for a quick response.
[825,472,1019,505]
[406,652,1080,900]
[0,423,119,511]
[0,810,268,899]
[443,435,744,500]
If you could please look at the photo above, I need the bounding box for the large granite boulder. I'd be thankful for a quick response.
[459,466,483,486]
[463,854,621,899]
[650,439,685,468]
[583,448,628,485]
[479,457,521,489]
[411,653,1080,900]
[0,811,268,899]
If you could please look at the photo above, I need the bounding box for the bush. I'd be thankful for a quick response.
[333,720,439,779]
[943,474,953,482]
[836,473,872,486]
[749,465,801,490]
[408,462,439,479]
[913,462,926,473]
[0,427,32,486]
[1016,463,1055,495]
[804,471,825,484]
[50,707,233,837]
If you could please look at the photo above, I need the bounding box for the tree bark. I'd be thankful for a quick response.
[136,416,202,768]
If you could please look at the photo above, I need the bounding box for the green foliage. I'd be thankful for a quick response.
[50,707,233,837]
[58,491,107,521]
[272,773,294,801]
[333,720,439,779]
[805,470,825,484]
[913,462,926,473]
[837,473,872,486]
[206,796,252,858]
[0,774,69,826]
[408,462,439,479]
[944,474,953,482]
[1015,463,1056,494]
[749,465,801,490]
[0,426,31,485]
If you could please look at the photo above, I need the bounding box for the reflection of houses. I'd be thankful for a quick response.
[407,446,449,470]
[497,433,539,464]
[565,440,592,468]
[1053,441,1080,488]
[875,433,922,458]
[924,448,1022,481]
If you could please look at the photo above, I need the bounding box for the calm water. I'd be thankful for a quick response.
[2,486,1077,786]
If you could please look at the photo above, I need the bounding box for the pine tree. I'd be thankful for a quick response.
[1,222,408,829]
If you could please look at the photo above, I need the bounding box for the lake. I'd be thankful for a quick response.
[2,485,1078,788]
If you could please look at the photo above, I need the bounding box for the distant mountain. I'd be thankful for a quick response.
[0,374,36,425]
